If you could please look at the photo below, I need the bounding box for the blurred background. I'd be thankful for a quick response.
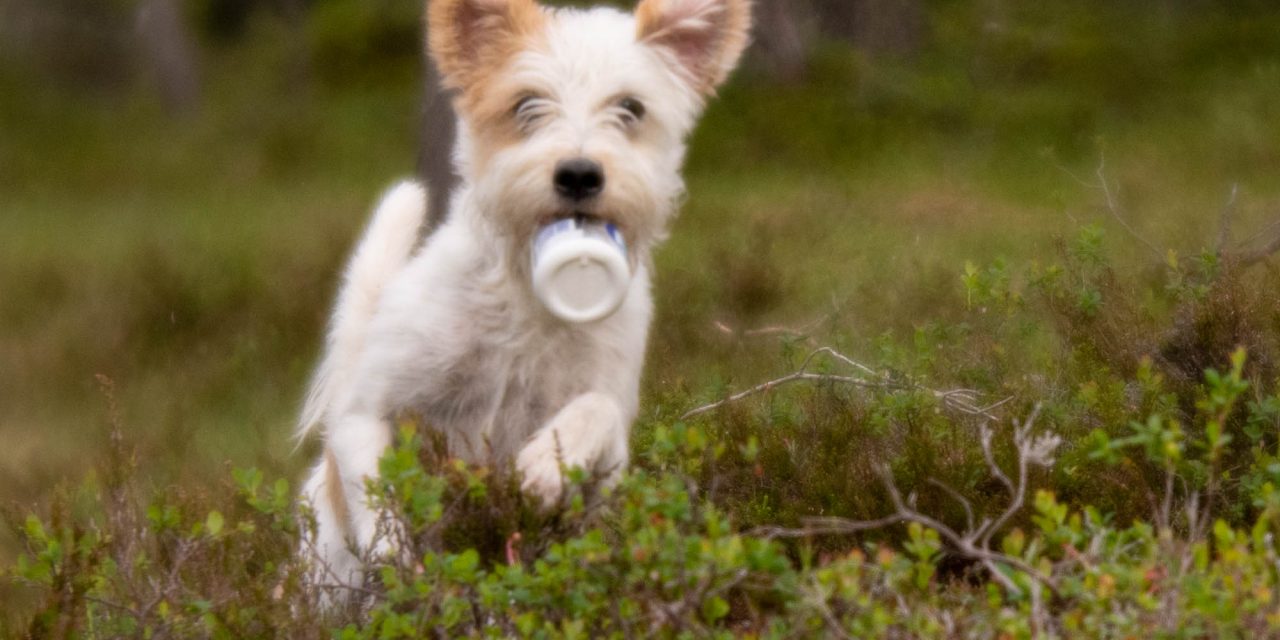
[2,0,1279,563]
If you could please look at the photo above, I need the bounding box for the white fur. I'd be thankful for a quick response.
[297,181,428,440]
[297,0,748,597]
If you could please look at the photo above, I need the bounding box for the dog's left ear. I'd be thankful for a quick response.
[634,0,752,97]
[428,0,546,91]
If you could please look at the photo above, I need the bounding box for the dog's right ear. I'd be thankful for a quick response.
[428,0,545,90]
[634,0,752,98]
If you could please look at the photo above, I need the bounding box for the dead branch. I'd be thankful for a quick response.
[1237,216,1280,252]
[753,407,1061,603]
[1075,155,1280,270]
[681,371,878,420]
[1238,230,1280,267]
[713,315,828,342]
[977,406,1056,549]
[979,423,1015,497]
[1095,154,1164,259]
[679,345,1009,421]
[927,478,976,533]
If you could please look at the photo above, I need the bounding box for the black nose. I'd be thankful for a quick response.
[554,158,605,201]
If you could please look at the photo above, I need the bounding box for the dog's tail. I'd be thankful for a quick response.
[296,181,429,441]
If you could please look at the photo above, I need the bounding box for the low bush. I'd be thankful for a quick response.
[6,227,1280,637]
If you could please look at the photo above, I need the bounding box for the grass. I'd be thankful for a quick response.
[3,1,1280,633]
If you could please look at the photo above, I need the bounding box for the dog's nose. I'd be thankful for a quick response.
[554,158,605,201]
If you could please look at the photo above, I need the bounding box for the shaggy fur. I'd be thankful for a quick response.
[298,0,751,592]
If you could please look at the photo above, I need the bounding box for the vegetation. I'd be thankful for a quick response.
[4,0,1280,636]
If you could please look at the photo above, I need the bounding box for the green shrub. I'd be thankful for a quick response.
[9,221,1280,636]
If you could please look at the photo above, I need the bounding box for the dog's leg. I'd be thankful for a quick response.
[298,451,362,603]
[328,412,399,557]
[517,391,630,506]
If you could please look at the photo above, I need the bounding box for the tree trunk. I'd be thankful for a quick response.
[417,59,458,233]
[814,0,925,57]
[750,0,810,84]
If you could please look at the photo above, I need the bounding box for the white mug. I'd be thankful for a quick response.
[531,217,631,323]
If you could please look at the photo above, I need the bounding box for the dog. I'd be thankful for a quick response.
[296,0,752,591]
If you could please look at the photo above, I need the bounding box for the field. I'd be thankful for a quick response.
[4,1,1280,636]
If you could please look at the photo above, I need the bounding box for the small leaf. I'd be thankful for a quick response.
[205,511,224,537]
[701,595,730,623]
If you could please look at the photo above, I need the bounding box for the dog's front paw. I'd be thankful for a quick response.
[518,392,629,508]
[516,427,571,508]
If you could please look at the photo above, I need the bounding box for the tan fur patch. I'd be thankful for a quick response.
[462,74,536,174]
[634,0,752,96]
[632,0,665,41]
[427,0,549,173]
[324,448,353,539]
[427,0,547,94]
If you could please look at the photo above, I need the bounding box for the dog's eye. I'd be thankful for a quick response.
[618,97,645,123]
[514,95,538,118]
[513,95,548,130]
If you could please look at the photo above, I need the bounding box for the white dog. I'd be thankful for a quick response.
[297,0,751,589]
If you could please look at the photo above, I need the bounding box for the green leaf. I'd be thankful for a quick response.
[205,510,224,537]
[701,595,730,623]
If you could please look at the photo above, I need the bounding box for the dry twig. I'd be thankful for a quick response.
[1238,230,1280,267]
[751,406,1061,606]
[1094,154,1164,259]
[680,346,1009,421]
[1066,155,1280,268]
[713,316,829,342]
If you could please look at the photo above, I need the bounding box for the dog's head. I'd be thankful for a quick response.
[428,0,751,251]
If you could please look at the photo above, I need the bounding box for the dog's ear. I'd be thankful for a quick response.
[428,0,545,90]
[634,0,752,97]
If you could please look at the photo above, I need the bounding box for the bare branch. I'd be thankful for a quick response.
[807,590,856,640]
[680,345,1005,421]
[1095,154,1164,259]
[978,395,1017,415]
[875,462,1057,597]
[979,424,1015,498]
[1065,155,1278,274]
[1157,467,1175,532]
[810,346,880,378]
[713,315,829,341]
[84,595,144,618]
[1236,216,1280,252]
[980,408,1043,548]
[927,478,976,532]
[680,371,876,420]
[1238,231,1280,267]
[750,409,1062,602]
[1053,161,1096,189]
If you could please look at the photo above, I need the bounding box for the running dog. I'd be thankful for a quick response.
[297,0,752,590]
